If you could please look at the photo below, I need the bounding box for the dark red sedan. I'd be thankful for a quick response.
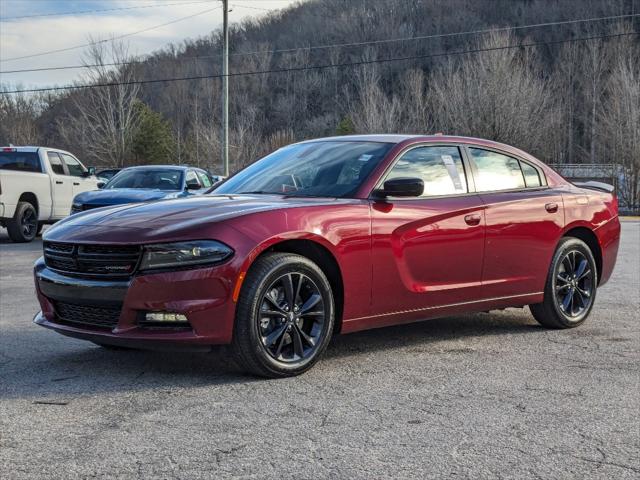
[34,135,620,377]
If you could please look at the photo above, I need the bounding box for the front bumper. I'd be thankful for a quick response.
[34,257,238,349]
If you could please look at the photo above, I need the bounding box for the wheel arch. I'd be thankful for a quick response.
[562,225,602,284]
[241,235,345,333]
[18,192,39,214]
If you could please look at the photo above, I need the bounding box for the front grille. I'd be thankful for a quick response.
[71,204,110,214]
[55,301,122,329]
[81,204,109,211]
[44,242,142,278]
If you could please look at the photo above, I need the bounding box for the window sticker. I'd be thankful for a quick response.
[441,155,464,191]
[358,154,373,162]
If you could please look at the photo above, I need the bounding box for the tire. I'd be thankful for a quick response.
[6,201,38,243]
[530,237,598,329]
[232,252,335,378]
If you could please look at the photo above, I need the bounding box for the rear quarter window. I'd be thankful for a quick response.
[0,152,42,173]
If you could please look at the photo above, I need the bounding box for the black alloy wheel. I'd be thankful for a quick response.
[553,249,594,319]
[258,272,326,363]
[530,237,597,328]
[232,252,335,378]
[6,201,38,243]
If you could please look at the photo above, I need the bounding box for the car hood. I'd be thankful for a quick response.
[74,188,182,205]
[46,194,356,243]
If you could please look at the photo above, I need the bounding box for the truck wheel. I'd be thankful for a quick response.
[6,201,38,243]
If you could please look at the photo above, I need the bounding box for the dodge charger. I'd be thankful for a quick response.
[33,135,621,377]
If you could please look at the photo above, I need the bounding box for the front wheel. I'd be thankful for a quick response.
[530,237,597,328]
[232,252,335,378]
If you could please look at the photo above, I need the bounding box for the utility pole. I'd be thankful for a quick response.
[221,0,229,177]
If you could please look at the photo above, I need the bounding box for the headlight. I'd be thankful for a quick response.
[140,240,233,270]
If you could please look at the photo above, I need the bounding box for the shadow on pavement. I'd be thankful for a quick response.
[0,310,543,400]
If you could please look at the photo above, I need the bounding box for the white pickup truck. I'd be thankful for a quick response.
[0,146,100,242]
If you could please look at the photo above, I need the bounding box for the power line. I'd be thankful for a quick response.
[3,31,636,95]
[0,0,216,21]
[0,6,222,63]
[2,12,637,74]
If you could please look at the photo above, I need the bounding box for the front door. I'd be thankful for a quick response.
[60,153,95,198]
[370,145,486,320]
[466,146,565,298]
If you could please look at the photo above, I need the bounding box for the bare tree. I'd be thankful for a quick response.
[58,39,141,167]
[601,55,640,209]
[427,31,560,159]
[0,88,41,145]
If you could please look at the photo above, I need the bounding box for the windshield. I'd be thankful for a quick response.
[214,141,393,197]
[106,169,183,191]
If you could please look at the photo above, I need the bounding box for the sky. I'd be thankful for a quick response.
[0,0,301,89]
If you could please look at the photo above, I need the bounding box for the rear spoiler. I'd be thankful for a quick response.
[573,181,615,194]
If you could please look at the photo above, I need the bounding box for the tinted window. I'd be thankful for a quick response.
[60,153,86,177]
[185,170,200,187]
[215,141,393,198]
[47,152,65,175]
[384,146,468,196]
[197,171,213,188]
[106,169,183,190]
[0,152,41,172]
[469,148,525,192]
[521,161,542,187]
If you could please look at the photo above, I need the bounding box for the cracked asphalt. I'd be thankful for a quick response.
[1,222,638,479]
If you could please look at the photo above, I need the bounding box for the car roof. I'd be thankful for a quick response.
[297,134,543,164]
[120,165,198,171]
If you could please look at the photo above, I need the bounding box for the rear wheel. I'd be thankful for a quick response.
[232,253,335,378]
[530,237,597,328]
[6,201,38,243]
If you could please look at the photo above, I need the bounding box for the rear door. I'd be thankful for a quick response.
[47,152,73,218]
[370,144,486,318]
[466,146,564,299]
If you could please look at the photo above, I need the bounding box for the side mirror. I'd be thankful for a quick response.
[84,166,96,177]
[186,179,200,190]
[96,182,105,189]
[377,177,424,198]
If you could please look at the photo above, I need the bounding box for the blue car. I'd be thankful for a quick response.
[71,165,216,214]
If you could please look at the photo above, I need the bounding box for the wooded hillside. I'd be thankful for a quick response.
[1,0,639,205]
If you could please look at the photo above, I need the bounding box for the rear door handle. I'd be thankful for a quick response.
[55,181,63,184]
[545,202,558,213]
[464,214,482,226]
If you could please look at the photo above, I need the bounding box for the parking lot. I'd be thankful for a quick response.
[0,221,638,479]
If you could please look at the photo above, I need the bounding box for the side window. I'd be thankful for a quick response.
[384,146,468,196]
[469,148,525,192]
[60,153,86,177]
[197,171,212,188]
[47,152,65,175]
[185,170,201,188]
[521,161,542,187]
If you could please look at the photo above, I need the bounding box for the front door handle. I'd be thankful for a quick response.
[55,181,63,185]
[545,202,558,213]
[464,214,482,226]
[73,182,80,186]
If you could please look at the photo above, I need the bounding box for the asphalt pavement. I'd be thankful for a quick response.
[1,222,638,479]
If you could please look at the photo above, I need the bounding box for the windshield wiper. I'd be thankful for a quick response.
[236,190,281,195]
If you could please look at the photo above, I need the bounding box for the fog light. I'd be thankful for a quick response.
[145,312,188,322]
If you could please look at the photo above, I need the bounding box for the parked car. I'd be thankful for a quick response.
[95,168,121,183]
[71,165,215,214]
[0,146,99,242]
[34,135,620,377]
